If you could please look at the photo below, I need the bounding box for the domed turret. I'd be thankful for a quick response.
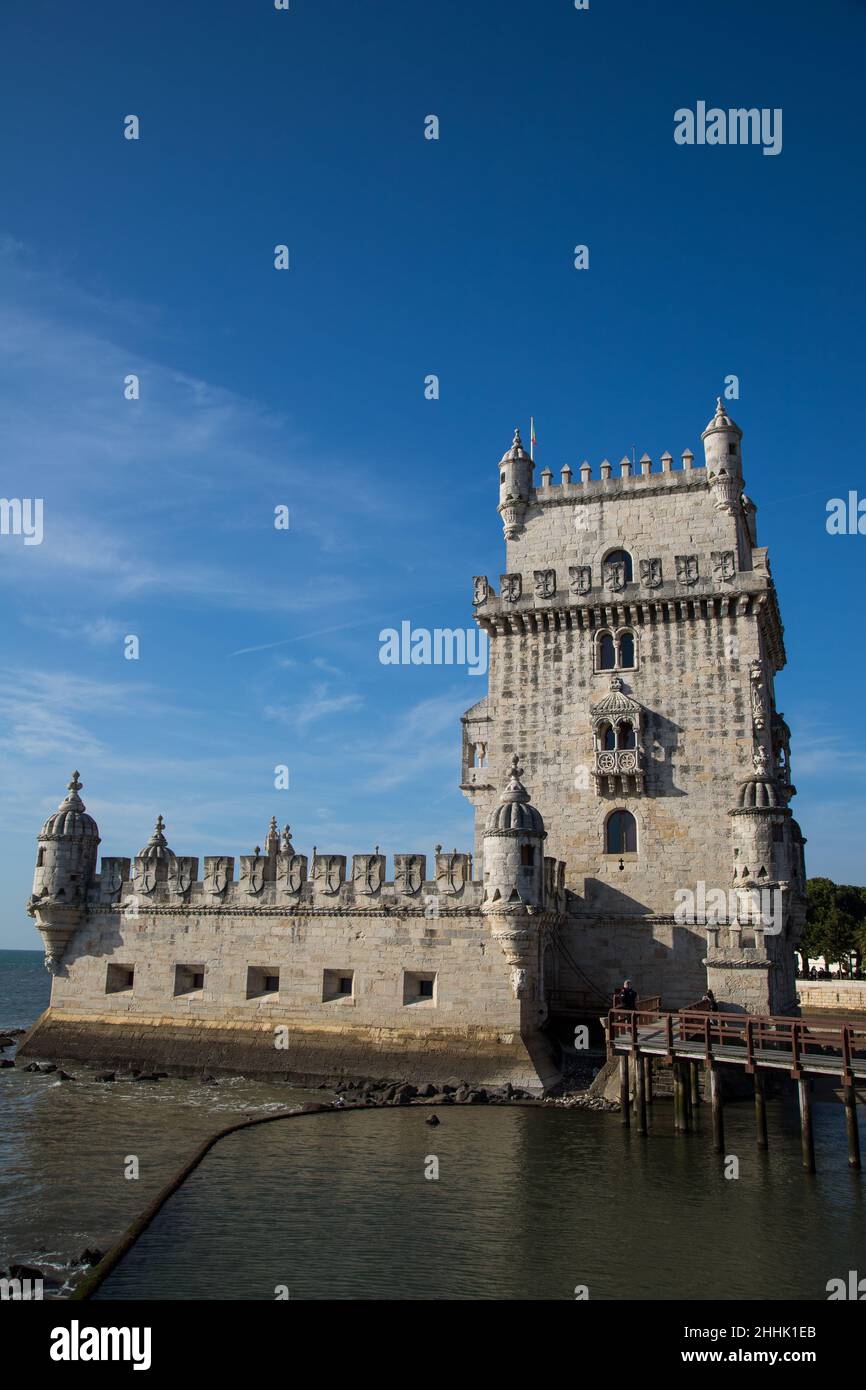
[702,397,743,514]
[137,814,175,887]
[497,428,534,540]
[483,755,546,911]
[729,746,791,896]
[27,772,101,971]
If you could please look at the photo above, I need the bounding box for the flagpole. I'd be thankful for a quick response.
[530,415,535,462]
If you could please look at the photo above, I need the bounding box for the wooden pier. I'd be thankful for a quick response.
[608,1007,866,1171]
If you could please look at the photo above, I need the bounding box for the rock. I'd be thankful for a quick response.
[0,1035,15,1050]
[94,1072,116,1082]
[24,1063,40,1072]
[0,1059,14,1069]
[200,1075,218,1085]
[133,1072,160,1083]
[380,1084,399,1103]
[416,1083,437,1098]
[467,1088,489,1104]
[57,1070,75,1081]
[429,1092,454,1105]
[425,1114,440,1126]
[79,1248,104,1267]
[37,1062,57,1073]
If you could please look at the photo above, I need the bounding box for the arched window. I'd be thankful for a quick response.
[599,633,616,669]
[602,724,616,751]
[618,631,635,669]
[605,549,633,582]
[606,809,637,854]
[617,721,636,750]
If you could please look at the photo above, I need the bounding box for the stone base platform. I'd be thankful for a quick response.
[17,1008,561,1093]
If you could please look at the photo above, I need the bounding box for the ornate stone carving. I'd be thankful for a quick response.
[750,660,768,731]
[500,573,522,603]
[435,849,471,895]
[472,576,489,606]
[639,557,662,589]
[203,856,232,897]
[171,857,197,900]
[313,853,346,895]
[534,568,556,599]
[568,564,592,596]
[394,854,426,896]
[352,852,385,896]
[276,853,307,895]
[712,550,735,582]
[603,560,627,593]
[100,858,127,903]
[240,853,266,896]
[675,553,699,585]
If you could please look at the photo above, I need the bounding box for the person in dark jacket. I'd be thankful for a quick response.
[619,979,637,1010]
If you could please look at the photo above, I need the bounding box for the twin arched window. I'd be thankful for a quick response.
[600,720,637,751]
[597,629,636,671]
[605,809,637,854]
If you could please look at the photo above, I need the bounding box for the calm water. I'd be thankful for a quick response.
[97,1100,866,1301]
[3,950,866,1299]
[0,951,315,1287]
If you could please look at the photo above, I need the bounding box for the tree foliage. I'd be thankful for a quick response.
[804,877,866,969]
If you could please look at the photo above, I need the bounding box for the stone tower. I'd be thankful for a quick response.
[27,772,100,971]
[464,399,806,1014]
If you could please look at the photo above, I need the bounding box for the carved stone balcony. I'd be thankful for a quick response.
[593,747,645,796]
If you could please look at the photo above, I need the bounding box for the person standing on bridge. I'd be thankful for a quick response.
[618,979,637,1010]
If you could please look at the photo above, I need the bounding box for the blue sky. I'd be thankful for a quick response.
[1,0,864,947]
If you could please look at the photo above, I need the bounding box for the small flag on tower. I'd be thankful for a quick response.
[530,416,536,461]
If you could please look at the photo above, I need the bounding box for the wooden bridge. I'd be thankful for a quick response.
[607,1007,866,1171]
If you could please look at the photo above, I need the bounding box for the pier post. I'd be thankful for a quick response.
[674,1061,689,1133]
[689,1062,700,1115]
[709,1064,724,1153]
[643,1055,653,1107]
[754,1068,768,1150]
[843,1083,860,1170]
[633,1050,647,1135]
[798,1077,815,1173]
[619,1053,630,1127]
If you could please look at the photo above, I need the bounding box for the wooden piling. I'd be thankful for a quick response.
[673,1060,689,1133]
[689,1061,700,1114]
[798,1077,815,1172]
[643,1055,653,1107]
[709,1064,724,1153]
[754,1068,768,1150]
[619,1053,630,1127]
[843,1083,860,1170]
[633,1050,647,1135]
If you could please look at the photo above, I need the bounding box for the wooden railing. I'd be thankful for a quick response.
[607,1007,866,1082]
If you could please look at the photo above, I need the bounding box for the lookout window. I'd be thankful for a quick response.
[106,963,135,994]
[323,969,354,1002]
[403,970,437,1005]
[521,845,535,866]
[605,809,637,855]
[174,964,206,997]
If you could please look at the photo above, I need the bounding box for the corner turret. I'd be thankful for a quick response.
[497,428,534,540]
[482,754,546,912]
[701,397,743,514]
[27,772,100,971]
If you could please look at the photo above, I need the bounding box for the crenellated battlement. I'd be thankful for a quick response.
[90,844,570,916]
[534,446,702,500]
